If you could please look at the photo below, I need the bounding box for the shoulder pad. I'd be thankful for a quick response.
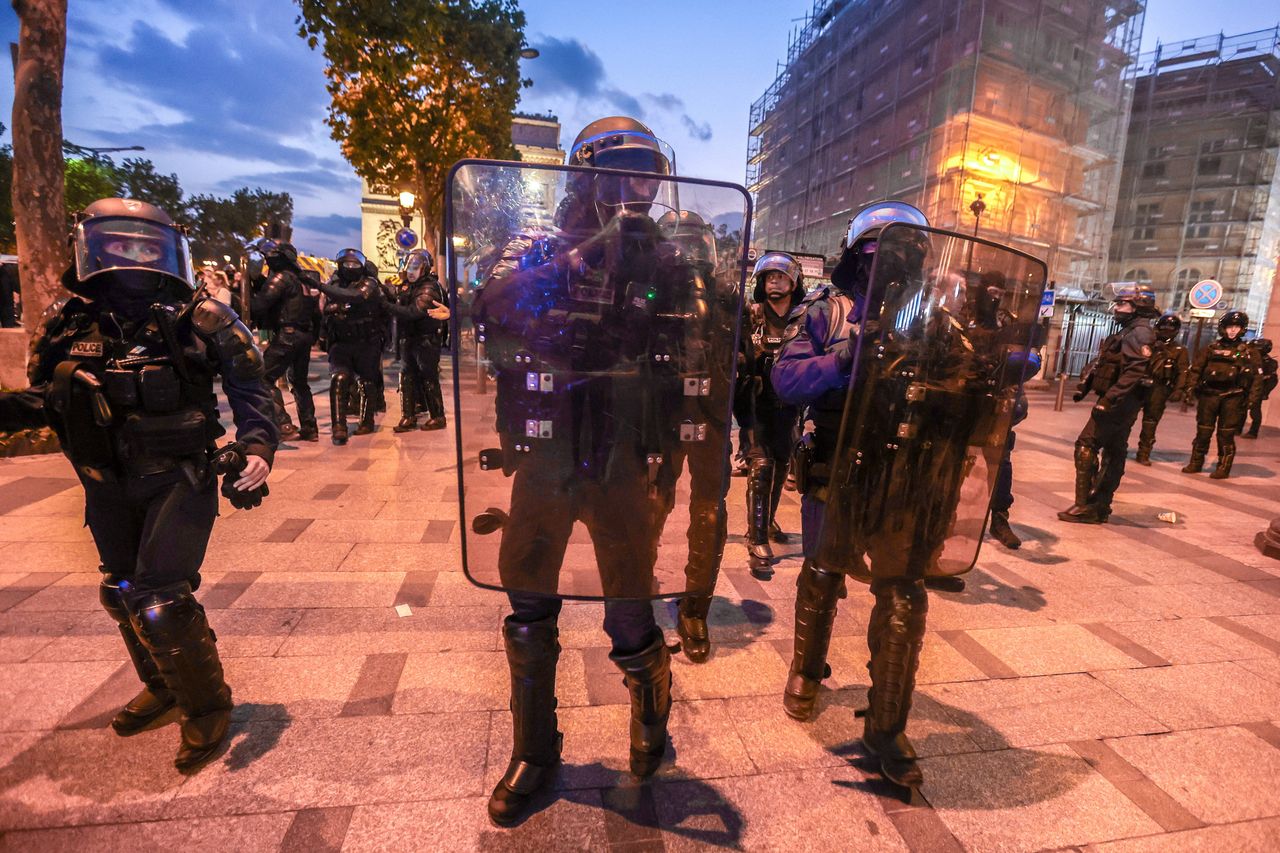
[800,284,833,305]
[191,296,242,334]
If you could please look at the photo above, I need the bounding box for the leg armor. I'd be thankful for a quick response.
[393,373,419,433]
[861,578,928,788]
[125,582,232,771]
[610,631,672,778]
[1183,425,1213,473]
[353,379,377,435]
[767,460,788,543]
[988,509,1021,549]
[488,615,562,827]
[1210,429,1236,479]
[329,371,351,445]
[677,499,726,664]
[1058,443,1105,524]
[100,576,176,735]
[746,458,775,578]
[783,560,846,721]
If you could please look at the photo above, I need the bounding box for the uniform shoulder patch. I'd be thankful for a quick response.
[1141,344,1152,358]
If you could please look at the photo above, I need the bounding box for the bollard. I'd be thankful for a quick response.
[475,339,488,395]
[1054,373,1068,411]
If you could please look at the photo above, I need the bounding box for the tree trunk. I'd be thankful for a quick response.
[11,0,68,335]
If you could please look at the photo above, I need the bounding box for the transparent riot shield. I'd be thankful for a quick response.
[446,160,751,600]
[814,223,1048,580]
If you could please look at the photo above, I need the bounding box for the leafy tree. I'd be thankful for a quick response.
[116,158,184,215]
[296,0,527,253]
[0,123,13,253]
[63,158,120,226]
[185,187,293,263]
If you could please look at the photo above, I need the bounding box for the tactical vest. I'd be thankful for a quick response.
[324,278,381,341]
[1148,339,1185,386]
[400,278,448,343]
[277,273,320,333]
[1198,340,1253,393]
[42,308,219,481]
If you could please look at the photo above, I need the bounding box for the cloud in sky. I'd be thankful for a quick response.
[295,213,362,238]
[527,36,712,144]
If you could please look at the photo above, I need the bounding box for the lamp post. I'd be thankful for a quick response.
[969,193,986,239]
[398,189,416,230]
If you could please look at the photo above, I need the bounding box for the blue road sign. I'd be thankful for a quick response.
[1039,287,1056,319]
[1188,279,1222,310]
[396,227,418,250]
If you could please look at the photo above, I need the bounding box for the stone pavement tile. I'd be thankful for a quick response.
[426,571,504,607]
[1107,727,1280,825]
[721,693,850,774]
[338,542,463,572]
[201,542,352,572]
[1228,613,1280,645]
[343,792,609,853]
[252,498,386,521]
[1100,617,1273,665]
[0,541,102,573]
[670,641,790,700]
[963,624,1145,677]
[1035,585,1171,625]
[293,519,429,544]
[0,660,119,732]
[29,609,304,663]
[929,673,1166,750]
[923,587,1054,632]
[372,500,460,520]
[1094,662,1280,729]
[223,655,365,721]
[231,572,405,610]
[0,727,187,830]
[2,492,83,519]
[276,606,500,657]
[393,649,588,714]
[0,610,86,663]
[0,516,92,543]
[546,602,608,649]
[0,811,294,853]
[652,767,908,853]
[165,713,488,818]
[1087,816,1280,852]
[484,700,755,794]
[1133,583,1279,620]
[923,743,1162,851]
[8,573,99,613]
[207,513,302,546]
[1234,656,1280,685]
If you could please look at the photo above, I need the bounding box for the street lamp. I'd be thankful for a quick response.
[63,142,145,162]
[519,47,540,60]
[398,189,416,229]
[969,193,986,239]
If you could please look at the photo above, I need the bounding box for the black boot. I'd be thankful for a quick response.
[1134,447,1151,466]
[988,510,1021,549]
[297,421,319,442]
[126,583,233,772]
[420,415,447,431]
[330,374,349,445]
[1058,445,1104,523]
[676,596,711,664]
[1210,432,1236,480]
[99,577,176,736]
[784,561,845,721]
[488,616,562,827]
[1183,426,1212,473]
[611,632,672,778]
[353,381,377,435]
[861,579,927,789]
[393,375,418,432]
[767,464,789,543]
[746,459,775,579]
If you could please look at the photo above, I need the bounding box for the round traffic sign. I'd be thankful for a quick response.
[395,227,418,250]
[1187,279,1222,310]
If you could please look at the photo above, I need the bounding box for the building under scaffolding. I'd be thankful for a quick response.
[747,0,1145,289]
[1108,27,1280,327]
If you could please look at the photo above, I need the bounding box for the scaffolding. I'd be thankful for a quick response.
[1109,26,1280,326]
[746,0,1146,286]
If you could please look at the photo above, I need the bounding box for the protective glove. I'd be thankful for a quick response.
[1072,390,1086,403]
[212,442,270,510]
[1092,398,1112,417]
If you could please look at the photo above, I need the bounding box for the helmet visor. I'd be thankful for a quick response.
[403,252,431,281]
[593,145,672,175]
[845,201,929,249]
[74,217,194,289]
[753,253,801,285]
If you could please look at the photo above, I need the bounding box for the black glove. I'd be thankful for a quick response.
[212,441,269,511]
[1071,390,1086,403]
[1092,398,1113,416]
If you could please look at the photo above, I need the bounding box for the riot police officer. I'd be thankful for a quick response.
[11,198,277,770]
[1058,285,1159,523]
[474,117,698,826]
[1244,338,1277,439]
[250,241,320,441]
[318,248,385,444]
[743,252,804,579]
[1134,313,1188,465]
[389,249,450,432]
[1183,311,1263,478]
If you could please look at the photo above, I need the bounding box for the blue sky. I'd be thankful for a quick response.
[1,1,1277,256]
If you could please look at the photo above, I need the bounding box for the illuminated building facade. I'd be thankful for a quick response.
[1108,28,1280,326]
[359,113,564,268]
[747,0,1145,288]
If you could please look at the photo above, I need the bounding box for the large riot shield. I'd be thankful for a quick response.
[446,160,750,600]
[814,223,1048,580]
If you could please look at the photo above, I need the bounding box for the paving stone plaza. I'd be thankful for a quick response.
[1,355,1278,852]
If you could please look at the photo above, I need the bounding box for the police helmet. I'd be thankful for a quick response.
[1219,310,1249,336]
[751,252,804,303]
[334,248,367,283]
[568,116,672,175]
[843,200,929,252]
[1154,312,1182,339]
[364,259,380,281]
[264,241,299,271]
[69,198,195,299]
[657,210,717,268]
[402,249,433,283]
[1111,283,1159,317]
[1251,338,1273,356]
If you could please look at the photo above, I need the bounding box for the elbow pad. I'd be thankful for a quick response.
[192,298,265,380]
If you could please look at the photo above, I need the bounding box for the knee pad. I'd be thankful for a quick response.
[124,581,201,650]
[98,576,131,623]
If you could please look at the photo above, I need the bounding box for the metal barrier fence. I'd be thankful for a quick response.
[1052,306,1221,378]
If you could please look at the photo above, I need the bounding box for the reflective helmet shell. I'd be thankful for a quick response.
[844,200,929,251]
[1112,283,1159,317]
[751,251,804,303]
[402,248,434,282]
[334,247,368,282]
[657,210,717,267]
[1219,310,1249,334]
[568,116,672,175]
[70,197,195,298]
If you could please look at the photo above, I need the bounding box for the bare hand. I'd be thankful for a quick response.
[428,304,450,321]
[234,454,270,491]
